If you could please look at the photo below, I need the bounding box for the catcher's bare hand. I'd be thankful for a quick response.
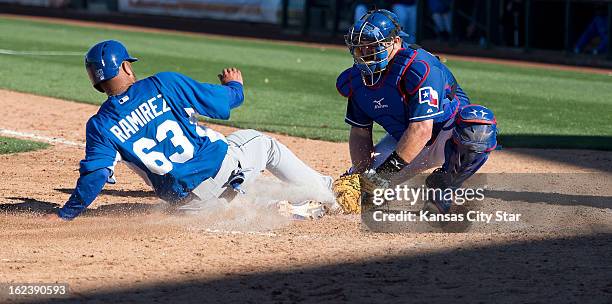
[218,67,243,85]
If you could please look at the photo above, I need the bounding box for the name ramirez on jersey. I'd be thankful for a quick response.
[110,94,171,143]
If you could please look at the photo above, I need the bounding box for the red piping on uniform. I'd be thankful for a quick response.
[365,48,416,90]
[398,50,418,103]
[408,60,430,95]
[448,100,460,119]
[446,84,457,101]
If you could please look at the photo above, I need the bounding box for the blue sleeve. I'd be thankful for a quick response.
[58,168,110,220]
[154,72,244,120]
[224,81,244,109]
[345,98,373,128]
[80,118,119,177]
[336,68,353,98]
[405,66,446,122]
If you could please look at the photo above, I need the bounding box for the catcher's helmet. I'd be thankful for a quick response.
[345,9,409,86]
[85,40,137,92]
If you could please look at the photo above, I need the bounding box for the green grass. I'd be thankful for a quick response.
[1,17,611,149]
[0,136,49,154]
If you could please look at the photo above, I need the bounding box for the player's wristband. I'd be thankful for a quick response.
[376,151,409,179]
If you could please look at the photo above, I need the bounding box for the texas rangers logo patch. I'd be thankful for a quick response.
[418,87,439,108]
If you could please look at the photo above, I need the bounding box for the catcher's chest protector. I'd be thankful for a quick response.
[341,49,418,140]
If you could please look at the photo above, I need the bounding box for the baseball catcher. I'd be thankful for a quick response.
[47,40,336,221]
[333,9,497,214]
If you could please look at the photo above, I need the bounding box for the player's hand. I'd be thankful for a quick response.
[361,169,391,195]
[218,67,243,85]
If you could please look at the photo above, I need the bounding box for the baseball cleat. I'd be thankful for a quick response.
[322,201,342,214]
[276,200,326,220]
[422,199,451,215]
[425,168,453,214]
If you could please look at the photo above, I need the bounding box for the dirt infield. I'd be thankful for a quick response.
[1,89,611,303]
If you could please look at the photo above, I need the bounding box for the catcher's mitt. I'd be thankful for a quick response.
[332,174,362,214]
[333,170,394,214]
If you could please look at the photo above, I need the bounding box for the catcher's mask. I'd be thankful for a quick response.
[345,9,408,86]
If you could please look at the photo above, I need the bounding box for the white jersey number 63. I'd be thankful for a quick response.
[133,120,194,175]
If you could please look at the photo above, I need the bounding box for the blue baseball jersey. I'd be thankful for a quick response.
[59,72,243,219]
[337,46,468,142]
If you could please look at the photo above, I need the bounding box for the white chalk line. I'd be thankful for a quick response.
[0,49,83,56]
[0,128,85,147]
[202,228,278,237]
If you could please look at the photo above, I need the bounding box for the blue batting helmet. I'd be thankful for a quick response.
[345,9,409,86]
[85,40,137,92]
